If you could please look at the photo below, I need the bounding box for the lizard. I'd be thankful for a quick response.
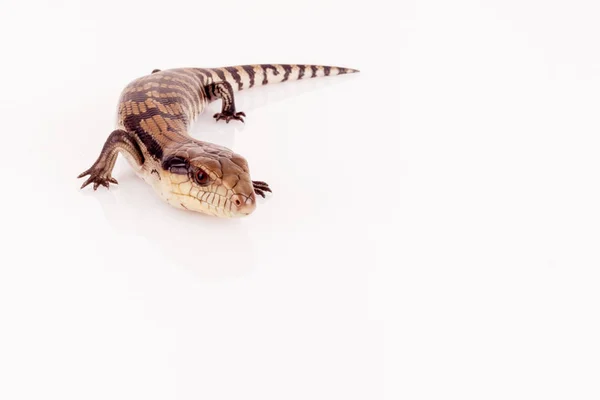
[78,64,359,217]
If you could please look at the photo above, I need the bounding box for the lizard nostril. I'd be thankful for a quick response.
[230,194,256,215]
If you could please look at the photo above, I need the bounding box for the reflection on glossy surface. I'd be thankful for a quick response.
[91,169,257,279]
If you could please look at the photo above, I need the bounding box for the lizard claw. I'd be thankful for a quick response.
[252,180,272,198]
[78,164,118,190]
[214,111,246,124]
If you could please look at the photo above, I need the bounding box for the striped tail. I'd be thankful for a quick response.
[205,64,359,92]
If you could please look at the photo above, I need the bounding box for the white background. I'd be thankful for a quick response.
[1,0,600,398]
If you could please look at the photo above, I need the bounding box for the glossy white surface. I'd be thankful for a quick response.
[2,0,600,399]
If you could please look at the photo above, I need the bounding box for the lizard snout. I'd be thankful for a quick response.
[230,193,256,216]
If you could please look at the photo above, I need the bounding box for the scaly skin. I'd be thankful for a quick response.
[78,64,358,217]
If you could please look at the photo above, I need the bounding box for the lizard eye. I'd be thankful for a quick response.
[195,169,210,185]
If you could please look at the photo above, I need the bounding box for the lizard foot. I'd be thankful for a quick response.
[78,164,118,190]
[252,181,272,198]
[214,111,246,124]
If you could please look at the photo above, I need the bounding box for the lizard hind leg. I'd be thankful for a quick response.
[209,81,246,123]
[78,129,144,190]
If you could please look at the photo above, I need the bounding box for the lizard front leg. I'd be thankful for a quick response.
[78,129,144,190]
[252,181,272,198]
[208,81,246,123]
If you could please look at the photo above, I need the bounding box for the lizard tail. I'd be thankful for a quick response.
[205,64,359,92]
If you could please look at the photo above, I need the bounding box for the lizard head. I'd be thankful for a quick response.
[154,141,261,217]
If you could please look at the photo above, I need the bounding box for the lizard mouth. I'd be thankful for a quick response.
[168,189,256,217]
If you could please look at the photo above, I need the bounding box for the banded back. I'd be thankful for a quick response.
[116,64,358,160]
[194,64,359,93]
